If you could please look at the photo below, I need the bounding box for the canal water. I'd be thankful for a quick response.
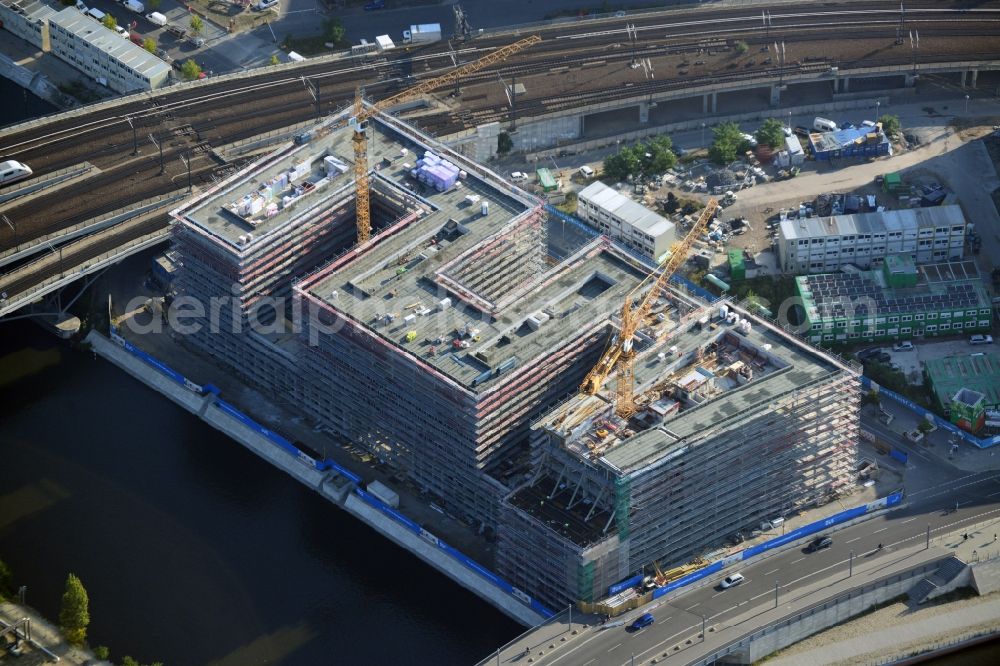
[0,318,518,664]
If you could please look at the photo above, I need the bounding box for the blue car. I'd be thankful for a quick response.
[629,613,655,631]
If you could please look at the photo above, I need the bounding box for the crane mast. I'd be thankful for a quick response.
[351,35,542,244]
[582,198,720,418]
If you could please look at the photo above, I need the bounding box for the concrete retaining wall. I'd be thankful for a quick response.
[746,562,941,662]
[971,557,1000,596]
[0,51,71,109]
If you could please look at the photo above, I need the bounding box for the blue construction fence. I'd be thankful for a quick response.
[641,489,904,601]
[860,376,1000,449]
[106,328,554,619]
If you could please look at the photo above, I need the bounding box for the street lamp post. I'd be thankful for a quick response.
[701,122,706,147]
[849,549,854,577]
[702,614,706,642]
[965,94,970,114]
[875,100,881,121]
[926,524,931,549]
[774,580,779,608]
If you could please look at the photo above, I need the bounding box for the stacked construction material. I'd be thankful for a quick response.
[411,151,460,192]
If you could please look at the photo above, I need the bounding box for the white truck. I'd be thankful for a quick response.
[402,23,441,45]
[124,0,144,14]
[146,11,166,26]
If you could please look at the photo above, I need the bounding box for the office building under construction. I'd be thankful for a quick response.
[495,302,860,609]
[171,110,654,529]
[171,107,861,608]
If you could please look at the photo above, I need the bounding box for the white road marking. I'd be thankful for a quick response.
[791,557,805,564]
[712,591,725,597]
[764,568,780,575]
[688,602,700,609]
[901,517,917,524]
[608,642,623,652]
[873,527,888,533]
[846,537,862,543]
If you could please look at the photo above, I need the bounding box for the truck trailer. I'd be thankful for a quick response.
[402,23,441,45]
[124,0,144,14]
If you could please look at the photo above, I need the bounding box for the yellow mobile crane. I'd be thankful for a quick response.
[350,35,542,244]
[580,198,720,417]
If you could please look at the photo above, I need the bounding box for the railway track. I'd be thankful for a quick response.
[1,1,999,270]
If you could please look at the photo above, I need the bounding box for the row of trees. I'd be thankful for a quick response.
[708,114,902,165]
[602,135,678,181]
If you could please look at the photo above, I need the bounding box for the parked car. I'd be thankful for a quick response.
[254,0,279,10]
[892,341,914,352]
[874,352,891,363]
[719,572,745,589]
[805,535,833,553]
[628,612,655,631]
[510,171,528,182]
[856,347,882,361]
[578,165,595,178]
[970,334,994,345]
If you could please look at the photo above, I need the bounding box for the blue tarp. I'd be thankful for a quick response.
[609,574,644,596]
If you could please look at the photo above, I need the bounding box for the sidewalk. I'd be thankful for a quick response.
[0,600,97,665]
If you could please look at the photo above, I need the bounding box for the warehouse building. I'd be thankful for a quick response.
[496,300,860,608]
[48,8,170,93]
[925,353,1000,434]
[808,125,891,161]
[796,256,992,346]
[171,110,651,531]
[577,181,675,261]
[778,205,966,274]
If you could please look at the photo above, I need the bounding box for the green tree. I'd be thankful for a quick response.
[497,131,513,155]
[734,40,749,54]
[323,19,346,45]
[917,420,934,434]
[602,136,676,181]
[708,122,747,165]
[190,15,203,35]
[142,37,157,54]
[878,113,901,137]
[756,118,786,149]
[181,59,202,81]
[93,646,111,660]
[59,574,90,646]
[102,14,117,30]
[860,389,881,414]
[269,54,280,66]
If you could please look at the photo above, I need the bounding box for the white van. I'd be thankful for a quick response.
[813,117,838,132]
[0,160,32,185]
[510,171,528,182]
[145,11,166,26]
[578,165,595,178]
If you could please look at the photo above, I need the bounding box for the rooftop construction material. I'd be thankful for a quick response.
[796,257,991,345]
[807,125,891,161]
[496,299,860,608]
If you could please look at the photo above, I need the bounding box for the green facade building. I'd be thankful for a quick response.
[925,354,1000,434]
[797,257,992,346]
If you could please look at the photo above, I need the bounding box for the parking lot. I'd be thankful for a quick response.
[863,335,996,386]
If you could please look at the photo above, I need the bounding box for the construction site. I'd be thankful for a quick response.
[496,299,861,609]
[163,35,864,613]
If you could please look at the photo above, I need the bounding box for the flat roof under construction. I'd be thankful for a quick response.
[541,303,853,474]
[291,116,649,392]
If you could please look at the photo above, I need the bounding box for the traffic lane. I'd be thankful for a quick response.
[543,496,1000,665]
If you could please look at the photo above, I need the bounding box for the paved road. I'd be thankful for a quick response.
[528,460,1000,665]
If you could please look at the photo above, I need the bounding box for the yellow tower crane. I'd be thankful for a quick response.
[581,198,720,418]
[350,35,542,244]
